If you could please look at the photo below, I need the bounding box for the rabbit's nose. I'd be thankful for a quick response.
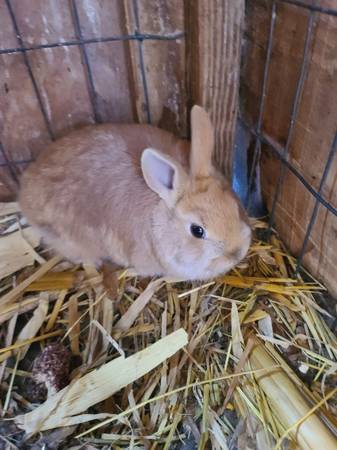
[229,244,249,262]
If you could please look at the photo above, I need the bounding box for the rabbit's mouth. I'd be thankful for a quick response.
[210,244,249,273]
[206,256,237,278]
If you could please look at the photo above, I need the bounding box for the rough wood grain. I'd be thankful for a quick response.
[0,53,52,165]
[0,1,17,49]
[296,0,337,8]
[185,0,245,176]
[85,41,135,123]
[243,0,337,297]
[27,46,94,136]
[10,0,94,135]
[76,0,135,123]
[123,0,187,136]
[10,0,76,45]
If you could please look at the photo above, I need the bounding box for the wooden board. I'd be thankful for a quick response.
[10,0,76,45]
[27,46,94,136]
[123,0,187,136]
[76,0,135,123]
[0,1,17,49]
[0,53,51,160]
[185,0,245,176]
[242,0,337,296]
[84,41,135,123]
[10,0,94,136]
[296,0,337,8]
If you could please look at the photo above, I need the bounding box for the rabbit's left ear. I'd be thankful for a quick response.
[141,148,187,207]
[190,105,214,178]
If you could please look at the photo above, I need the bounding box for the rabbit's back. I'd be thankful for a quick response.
[19,123,189,266]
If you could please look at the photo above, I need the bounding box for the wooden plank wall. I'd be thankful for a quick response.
[0,0,243,201]
[242,0,337,296]
[0,0,187,199]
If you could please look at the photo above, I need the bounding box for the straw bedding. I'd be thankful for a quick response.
[0,203,337,450]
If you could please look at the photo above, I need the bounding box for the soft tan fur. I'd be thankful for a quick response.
[19,106,251,280]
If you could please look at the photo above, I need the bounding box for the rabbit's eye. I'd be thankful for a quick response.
[190,224,205,239]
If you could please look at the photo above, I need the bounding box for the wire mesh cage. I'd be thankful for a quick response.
[240,0,337,297]
[243,0,337,264]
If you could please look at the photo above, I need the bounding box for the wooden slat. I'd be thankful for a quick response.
[185,0,245,176]
[0,53,51,161]
[84,41,135,123]
[294,0,337,9]
[10,0,76,45]
[76,0,125,37]
[27,46,94,136]
[242,1,308,137]
[0,1,17,49]
[10,0,94,136]
[123,0,187,136]
[76,0,135,123]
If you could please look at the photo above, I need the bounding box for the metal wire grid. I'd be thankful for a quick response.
[0,0,336,274]
[242,0,337,273]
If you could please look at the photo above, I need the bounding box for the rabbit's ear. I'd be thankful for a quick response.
[190,105,214,177]
[141,148,187,206]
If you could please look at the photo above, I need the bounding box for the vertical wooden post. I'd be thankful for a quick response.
[186,0,245,178]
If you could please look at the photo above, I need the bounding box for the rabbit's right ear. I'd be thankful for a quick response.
[190,105,214,178]
[141,148,187,207]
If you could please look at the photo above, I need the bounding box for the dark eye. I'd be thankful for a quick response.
[190,224,205,239]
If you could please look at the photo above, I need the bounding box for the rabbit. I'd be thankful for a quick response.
[19,106,251,281]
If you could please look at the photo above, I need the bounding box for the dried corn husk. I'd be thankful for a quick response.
[15,328,188,433]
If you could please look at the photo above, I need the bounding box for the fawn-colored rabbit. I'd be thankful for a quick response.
[19,106,251,280]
